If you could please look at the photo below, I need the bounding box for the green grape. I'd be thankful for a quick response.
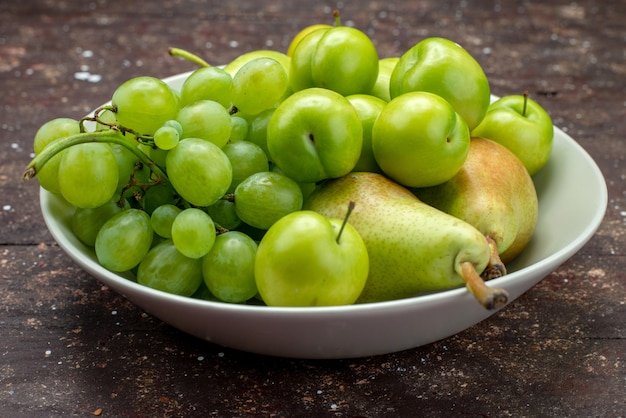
[271,164,317,201]
[110,143,141,195]
[228,115,249,142]
[206,199,241,230]
[150,203,182,238]
[153,125,180,150]
[58,143,119,208]
[176,100,231,147]
[179,66,233,109]
[33,118,81,194]
[71,200,122,247]
[142,183,177,214]
[111,76,179,135]
[231,57,289,116]
[191,281,220,302]
[150,147,168,168]
[171,208,216,259]
[162,119,183,136]
[224,50,291,78]
[95,209,153,272]
[245,108,274,157]
[234,171,303,230]
[137,240,203,297]
[165,137,232,207]
[202,231,258,303]
[222,141,269,193]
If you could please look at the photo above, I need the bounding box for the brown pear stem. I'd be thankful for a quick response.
[460,261,509,310]
[482,236,507,280]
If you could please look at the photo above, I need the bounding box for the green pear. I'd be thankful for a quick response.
[413,137,538,264]
[305,172,508,310]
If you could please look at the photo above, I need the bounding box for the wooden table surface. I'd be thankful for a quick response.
[1,1,624,416]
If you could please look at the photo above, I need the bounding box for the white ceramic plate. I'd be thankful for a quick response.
[39,73,608,359]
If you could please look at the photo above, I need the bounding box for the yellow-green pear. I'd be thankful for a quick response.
[413,137,538,264]
[305,172,508,310]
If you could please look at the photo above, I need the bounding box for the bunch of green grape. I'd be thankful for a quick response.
[26,51,308,305]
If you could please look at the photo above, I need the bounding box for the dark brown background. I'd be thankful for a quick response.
[1,1,624,416]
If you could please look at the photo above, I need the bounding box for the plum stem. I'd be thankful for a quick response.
[336,201,356,244]
[333,9,341,26]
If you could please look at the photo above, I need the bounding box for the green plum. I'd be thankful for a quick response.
[369,57,399,102]
[288,27,330,92]
[267,87,363,183]
[472,93,554,176]
[346,94,386,173]
[390,37,490,131]
[372,91,470,188]
[254,208,369,307]
[286,24,332,57]
[310,25,379,95]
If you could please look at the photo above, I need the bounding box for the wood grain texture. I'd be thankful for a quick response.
[1,1,624,416]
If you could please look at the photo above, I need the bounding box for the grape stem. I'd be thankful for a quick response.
[23,130,168,183]
[168,47,211,67]
[79,105,156,145]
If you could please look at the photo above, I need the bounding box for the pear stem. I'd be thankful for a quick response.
[333,9,341,26]
[460,261,509,310]
[482,236,507,280]
[168,47,211,67]
[336,201,356,244]
[522,90,529,117]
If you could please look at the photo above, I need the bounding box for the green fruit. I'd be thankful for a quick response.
[288,27,330,92]
[390,37,490,131]
[372,91,470,188]
[137,240,203,297]
[202,231,258,304]
[112,76,179,135]
[286,24,332,57]
[345,94,386,173]
[414,137,539,264]
[95,209,153,272]
[230,57,289,116]
[234,171,303,230]
[224,50,291,78]
[179,66,233,108]
[33,117,81,194]
[255,208,369,307]
[267,87,363,183]
[471,94,554,176]
[369,57,399,102]
[165,137,232,207]
[305,172,509,310]
[310,26,379,95]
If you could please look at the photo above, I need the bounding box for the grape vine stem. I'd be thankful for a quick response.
[23,130,168,183]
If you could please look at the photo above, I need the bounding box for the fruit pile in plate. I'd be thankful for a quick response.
[24,11,554,310]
